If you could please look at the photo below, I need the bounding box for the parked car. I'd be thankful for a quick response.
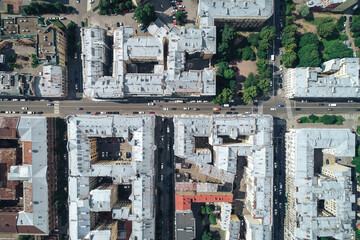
[85,111,91,114]
[148,102,154,106]
[278,104,284,107]
[77,107,83,110]
[183,107,190,110]
[213,111,220,114]
[22,107,28,110]
[213,107,221,111]
[163,108,169,111]
[47,103,54,106]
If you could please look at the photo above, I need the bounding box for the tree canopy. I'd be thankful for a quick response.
[322,40,353,61]
[299,32,319,48]
[317,21,336,39]
[134,3,156,26]
[298,43,321,67]
[22,2,68,15]
[299,5,310,17]
[175,10,185,25]
[247,33,259,47]
[282,52,297,68]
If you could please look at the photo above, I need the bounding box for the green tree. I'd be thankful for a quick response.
[224,69,235,79]
[218,42,230,61]
[125,1,133,9]
[283,24,298,36]
[241,46,256,61]
[201,205,206,215]
[209,213,217,225]
[258,39,270,51]
[202,231,213,240]
[217,62,229,77]
[285,43,297,52]
[221,24,237,45]
[257,50,267,59]
[282,52,297,68]
[322,40,353,61]
[336,115,344,125]
[242,86,259,103]
[298,44,321,67]
[213,88,234,104]
[175,10,185,25]
[321,115,337,124]
[336,16,346,32]
[317,22,336,39]
[243,72,258,89]
[247,33,259,47]
[118,3,126,12]
[299,32,319,48]
[350,16,360,33]
[206,205,213,214]
[256,59,269,73]
[54,2,66,12]
[286,3,296,15]
[299,5,310,17]
[134,3,156,26]
[259,25,275,43]
[230,80,236,92]
[355,37,360,47]
[257,77,271,93]
[286,15,296,26]
[18,236,34,240]
[309,114,319,122]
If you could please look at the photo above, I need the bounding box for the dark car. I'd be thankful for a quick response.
[230,108,236,111]
[171,108,177,110]
[140,25,146,30]
[226,111,232,114]
[77,107,83,110]
[350,16,353,22]
[37,111,43,114]
[126,152,131,158]
[318,103,324,106]
[113,111,119,114]
[233,112,239,114]
[0,111,5,113]
[295,108,301,111]
[213,111,220,114]
[117,22,120,27]
[22,111,27,114]
[85,111,91,114]
[133,111,139,114]
[328,108,333,111]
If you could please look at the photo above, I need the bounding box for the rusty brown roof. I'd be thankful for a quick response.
[0,148,22,200]
[0,117,18,138]
[0,212,17,233]
[23,141,32,165]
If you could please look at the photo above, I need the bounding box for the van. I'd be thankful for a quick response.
[328,103,337,107]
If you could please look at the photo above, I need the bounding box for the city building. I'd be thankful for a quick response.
[0,16,68,99]
[307,0,358,12]
[197,0,274,28]
[0,116,57,236]
[67,115,156,240]
[284,128,356,240]
[284,58,360,99]
[81,19,216,100]
[173,115,273,240]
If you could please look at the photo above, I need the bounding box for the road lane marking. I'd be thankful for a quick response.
[54,101,60,114]
[285,100,293,119]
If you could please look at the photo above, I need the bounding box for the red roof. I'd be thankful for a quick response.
[175,194,233,211]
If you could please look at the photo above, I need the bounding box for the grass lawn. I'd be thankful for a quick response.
[50,20,66,30]
[304,17,335,26]
[357,126,360,135]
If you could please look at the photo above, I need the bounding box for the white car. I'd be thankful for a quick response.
[194,108,200,111]
[12,99,19,101]
[163,108,169,111]
[148,102,154,106]
[5,111,10,114]
[138,24,143,28]
[179,5,185,8]
[183,107,190,110]
[77,0,80,3]
[22,107,28,110]
[270,108,276,111]
[139,111,145,114]
[197,100,202,103]
[190,100,196,103]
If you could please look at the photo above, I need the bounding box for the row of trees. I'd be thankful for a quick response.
[351,16,360,47]
[242,59,271,103]
[67,21,77,59]
[134,3,156,26]
[213,62,236,105]
[298,33,321,67]
[23,2,68,15]
[97,0,134,15]
[298,114,344,125]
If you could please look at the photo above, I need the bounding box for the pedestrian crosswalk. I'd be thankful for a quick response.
[54,101,60,114]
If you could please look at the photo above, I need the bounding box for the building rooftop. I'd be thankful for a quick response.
[175,211,196,240]
[67,115,156,240]
[197,0,274,27]
[285,128,356,240]
[33,65,66,98]
[284,58,360,99]
[81,20,216,99]
[0,116,53,235]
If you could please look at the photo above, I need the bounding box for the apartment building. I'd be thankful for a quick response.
[67,115,156,240]
[307,0,358,12]
[284,128,356,240]
[284,58,360,99]
[197,0,274,28]
[173,114,273,240]
[81,19,216,100]
[0,116,57,236]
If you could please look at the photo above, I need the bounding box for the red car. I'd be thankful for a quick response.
[124,10,129,13]
[180,8,184,11]
[176,2,181,4]
[214,107,221,111]
[171,13,175,16]
[174,22,178,25]
[149,111,155,114]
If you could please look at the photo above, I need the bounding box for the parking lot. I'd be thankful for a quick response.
[96,137,132,161]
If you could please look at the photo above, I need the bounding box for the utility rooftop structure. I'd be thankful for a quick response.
[173,114,273,240]
[67,115,156,240]
[0,116,57,236]
[284,58,360,99]
[284,128,356,240]
[197,0,274,28]
[81,20,216,100]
